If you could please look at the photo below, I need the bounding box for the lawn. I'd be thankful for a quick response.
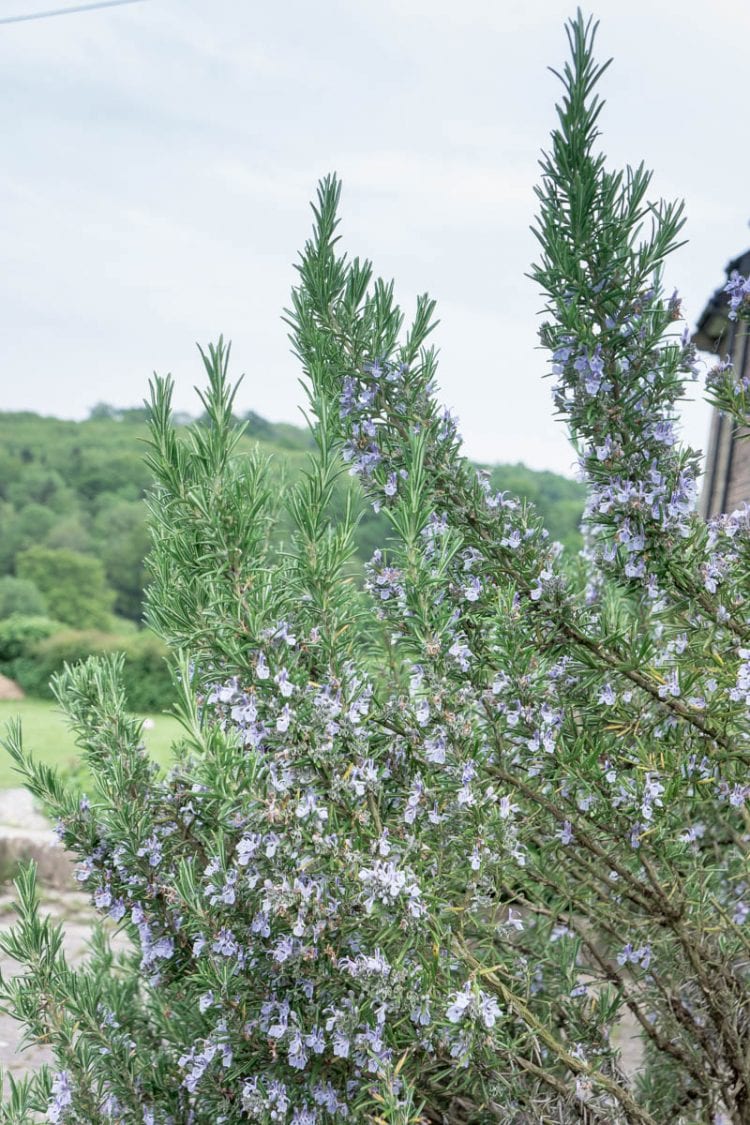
[0,699,183,790]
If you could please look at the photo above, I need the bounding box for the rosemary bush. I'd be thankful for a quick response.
[1,12,748,1124]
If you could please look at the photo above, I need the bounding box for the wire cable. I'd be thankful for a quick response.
[0,0,145,25]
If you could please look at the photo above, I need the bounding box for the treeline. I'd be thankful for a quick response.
[0,406,585,705]
[0,406,316,626]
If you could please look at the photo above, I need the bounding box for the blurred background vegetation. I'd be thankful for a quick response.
[0,405,585,710]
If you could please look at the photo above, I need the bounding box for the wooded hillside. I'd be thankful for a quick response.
[0,407,585,625]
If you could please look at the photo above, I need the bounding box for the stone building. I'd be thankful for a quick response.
[693,248,750,517]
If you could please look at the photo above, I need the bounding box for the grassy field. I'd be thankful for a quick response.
[0,699,182,790]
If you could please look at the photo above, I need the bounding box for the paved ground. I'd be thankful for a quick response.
[0,789,97,1079]
[0,788,72,888]
[0,886,98,1078]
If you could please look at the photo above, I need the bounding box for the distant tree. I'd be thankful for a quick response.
[0,576,48,620]
[65,448,152,503]
[0,503,58,573]
[0,614,60,664]
[44,513,94,555]
[6,467,75,513]
[118,407,151,424]
[0,451,23,500]
[89,404,151,424]
[88,402,120,421]
[93,499,150,620]
[16,546,115,629]
[242,409,274,439]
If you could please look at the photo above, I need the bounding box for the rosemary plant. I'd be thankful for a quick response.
[1,11,748,1125]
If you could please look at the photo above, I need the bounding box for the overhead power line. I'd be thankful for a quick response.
[0,0,145,25]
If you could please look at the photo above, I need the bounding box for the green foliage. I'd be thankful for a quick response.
[0,503,58,573]
[0,402,584,628]
[16,547,115,630]
[10,627,177,712]
[488,463,584,551]
[44,513,94,554]
[5,465,75,513]
[0,615,61,664]
[0,577,47,621]
[92,501,150,621]
[0,611,173,711]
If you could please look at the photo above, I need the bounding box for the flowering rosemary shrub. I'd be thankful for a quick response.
[1,12,749,1125]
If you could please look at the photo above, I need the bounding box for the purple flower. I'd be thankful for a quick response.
[597,683,616,706]
[212,928,239,958]
[480,995,502,1028]
[558,820,574,845]
[236,833,261,865]
[274,668,294,698]
[424,731,447,765]
[448,639,471,671]
[47,1071,72,1123]
[136,833,163,868]
[657,670,680,699]
[573,345,605,394]
[273,936,297,963]
[414,699,430,726]
[499,795,519,819]
[445,984,473,1024]
[94,885,112,910]
[332,1031,350,1059]
[74,857,95,883]
[617,943,651,970]
[287,1032,308,1070]
[306,1026,326,1054]
[463,576,482,602]
[724,270,750,319]
[109,898,126,923]
[595,435,613,461]
[150,935,175,961]
[446,983,501,1029]
[101,1094,123,1119]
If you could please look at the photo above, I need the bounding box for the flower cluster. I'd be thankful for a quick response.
[724,270,750,320]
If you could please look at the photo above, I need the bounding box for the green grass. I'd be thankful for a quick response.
[0,698,182,790]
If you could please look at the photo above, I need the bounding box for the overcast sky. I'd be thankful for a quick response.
[0,0,747,476]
